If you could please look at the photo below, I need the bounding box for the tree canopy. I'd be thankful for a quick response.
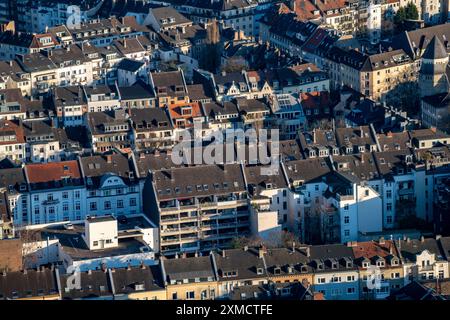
[394,2,419,31]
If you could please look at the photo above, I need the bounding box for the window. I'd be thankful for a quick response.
[117,200,124,208]
[344,230,350,237]
[93,241,98,246]
[318,277,326,283]
[347,287,355,294]
[186,291,195,299]
[130,198,137,207]
[344,204,349,210]
[172,292,178,300]
[386,190,392,199]
[104,201,111,210]
[62,192,68,199]
[344,216,349,224]
[75,191,81,199]
[386,203,392,211]
[90,202,97,211]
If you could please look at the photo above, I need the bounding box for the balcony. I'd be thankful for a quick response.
[42,199,59,205]
[398,187,414,196]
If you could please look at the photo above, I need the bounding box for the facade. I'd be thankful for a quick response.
[143,163,250,255]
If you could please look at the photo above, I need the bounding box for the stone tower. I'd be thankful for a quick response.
[419,36,449,98]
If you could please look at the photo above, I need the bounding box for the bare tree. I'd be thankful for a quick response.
[384,63,420,115]
[18,228,42,269]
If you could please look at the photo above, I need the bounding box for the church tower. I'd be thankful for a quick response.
[419,36,449,98]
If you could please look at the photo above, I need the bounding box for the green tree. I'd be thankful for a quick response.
[394,2,419,32]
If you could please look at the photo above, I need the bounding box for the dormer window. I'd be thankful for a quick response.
[331,262,338,269]
[135,283,145,291]
[256,267,264,275]
[273,267,281,275]
[376,260,385,267]
[362,261,370,268]
[317,261,324,270]
[222,270,238,278]
[300,265,308,273]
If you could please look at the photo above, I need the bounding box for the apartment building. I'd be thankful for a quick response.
[129,108,174,151]
[0,31,58,61]
[117,80,157,109]
[0,165,28,227]
[325,46,417,101]
[268,93,306,140]
[397,236,449,284]
[0,267,60,300]
[17,52,58,96]
[69,16,145,48]
[84,85,121,113]
[53,86,87,127]
[150,70,190,107]
[162,253,219,300]
[214,247,268,299]
[24,160,86,224]
[79,152,141,217]
[350,238,404,299]
[22,120,63,163]
[310,243,360,300]
[143,163,250,255]
[49,44,94,87]
[0,119,26,162]
[87,108,132,153]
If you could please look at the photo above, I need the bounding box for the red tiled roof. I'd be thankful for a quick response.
[300,91,331,109]
[294,0,321,21]
[0,120,25,145]
[26,160,81,184]
[351,240,399,260]
[168,102,203,126]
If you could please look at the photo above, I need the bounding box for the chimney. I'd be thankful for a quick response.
[360,126,364,138]
[292,241,296,253]
[101,263,107,272]
[379,237,385,245]
[420,236,425,243]
[127,263,132,270]
[222,249,226,258]
[243,246,248,252]
[88,269,92,275]
[258,246,266,258]
[436,235,442,240]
